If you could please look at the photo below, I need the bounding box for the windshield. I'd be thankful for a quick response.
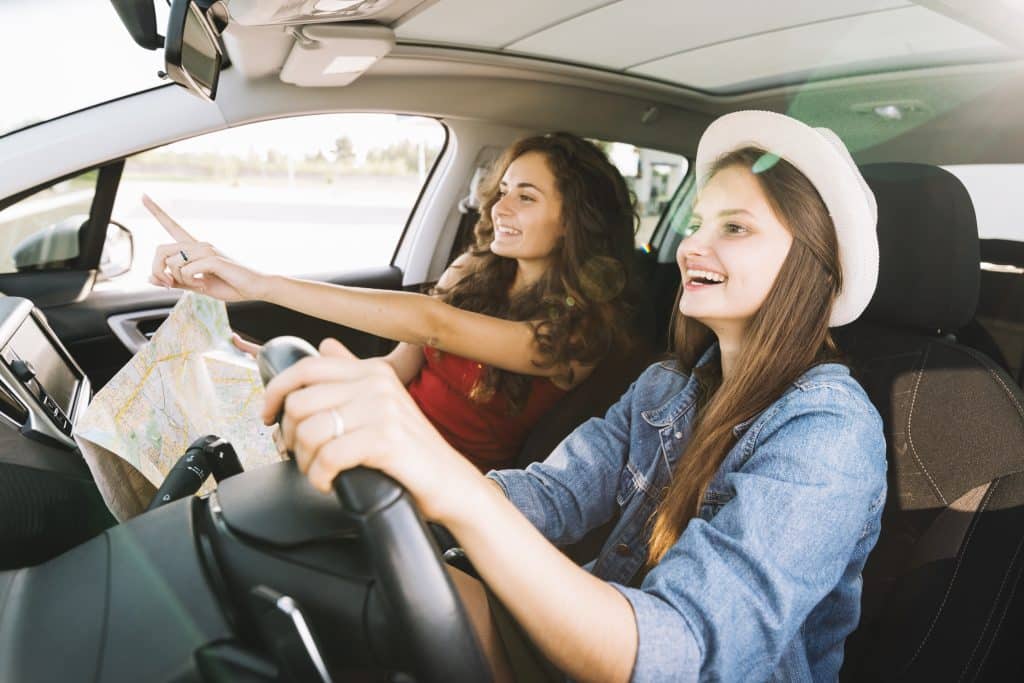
[0,0,168,138]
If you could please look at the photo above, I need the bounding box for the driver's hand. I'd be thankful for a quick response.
[262,338,480,523]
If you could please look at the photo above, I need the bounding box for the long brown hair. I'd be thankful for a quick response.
[438,133,638,411]
[646,147,844,565]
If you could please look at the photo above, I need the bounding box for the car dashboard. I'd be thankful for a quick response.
[0,297,89,449]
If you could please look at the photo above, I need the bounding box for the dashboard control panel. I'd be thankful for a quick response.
[0,297,89,448]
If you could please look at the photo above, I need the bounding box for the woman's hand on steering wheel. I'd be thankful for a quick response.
[143,194,271,303]
[261,337,482,523]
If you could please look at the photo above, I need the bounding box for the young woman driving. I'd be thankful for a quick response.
[145,132,638,472]
[263,110,888,681]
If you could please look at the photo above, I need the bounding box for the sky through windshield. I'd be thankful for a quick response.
[0,0,168,137]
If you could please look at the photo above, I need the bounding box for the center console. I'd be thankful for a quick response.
[0,297,107,568]
[0,297,89,448]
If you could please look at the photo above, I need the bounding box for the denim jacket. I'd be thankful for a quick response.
[488,347,887,682]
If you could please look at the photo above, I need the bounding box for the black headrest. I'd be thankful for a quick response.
[855,163,979,333]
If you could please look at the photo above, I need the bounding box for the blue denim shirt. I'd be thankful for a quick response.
[488,347,887,682]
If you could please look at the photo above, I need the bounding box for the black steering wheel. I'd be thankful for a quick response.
[258,337,492,682]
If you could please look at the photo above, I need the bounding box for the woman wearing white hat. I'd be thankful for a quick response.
[263,111,888,682]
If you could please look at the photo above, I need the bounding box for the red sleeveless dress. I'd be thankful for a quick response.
[407,346,567,471]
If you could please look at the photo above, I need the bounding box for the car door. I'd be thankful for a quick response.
[0,112,447,390]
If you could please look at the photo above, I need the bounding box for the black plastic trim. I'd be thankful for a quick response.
[76,162,125,270]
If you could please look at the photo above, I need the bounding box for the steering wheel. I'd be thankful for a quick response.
[258,337,492,683]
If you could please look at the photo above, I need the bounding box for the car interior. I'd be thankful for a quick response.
[0,0,1023,680]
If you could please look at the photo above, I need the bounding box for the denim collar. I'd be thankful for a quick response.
[640,345,718,427]
[639,346,849,434]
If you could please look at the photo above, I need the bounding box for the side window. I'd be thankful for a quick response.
[656,177,698,264]
[593,141,689,248]
[944,164,1024,243]
[101,113,445,291]
[0,171,95,272]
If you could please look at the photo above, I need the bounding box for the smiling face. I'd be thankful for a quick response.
[489,151,565,267]
[677,164,794,342]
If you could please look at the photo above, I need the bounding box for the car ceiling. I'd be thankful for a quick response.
[213,0,1024,168]
[393,0,1019,94]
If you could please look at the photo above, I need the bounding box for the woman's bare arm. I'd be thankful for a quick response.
[260,255,592,387]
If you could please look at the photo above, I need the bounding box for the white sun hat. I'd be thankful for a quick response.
[694,110,879,327]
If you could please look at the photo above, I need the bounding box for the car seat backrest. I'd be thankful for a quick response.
[837,164,1024,681]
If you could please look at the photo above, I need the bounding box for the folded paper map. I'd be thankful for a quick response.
[74,292,283,520]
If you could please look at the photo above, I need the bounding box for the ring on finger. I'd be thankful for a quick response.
[330,408,345,439]
[180,249,189,262]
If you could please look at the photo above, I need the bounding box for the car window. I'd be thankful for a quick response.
[594,141,689,248]
[944,164,1024,243]
[0,172,95,273]
[0,0,168,139]
[655,175,698,264]
[100,113,446,291]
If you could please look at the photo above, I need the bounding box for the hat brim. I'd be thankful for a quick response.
[694,110,878,327]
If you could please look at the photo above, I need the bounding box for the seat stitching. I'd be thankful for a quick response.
[906,344,948,505]
[959,520,1024,682]
[983,369,1024,422]
[906,478,998,669]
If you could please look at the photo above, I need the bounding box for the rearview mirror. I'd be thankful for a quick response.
[165,0,224,101]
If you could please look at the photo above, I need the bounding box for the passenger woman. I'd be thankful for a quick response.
[145,132,638,471]
[263,110,888,681]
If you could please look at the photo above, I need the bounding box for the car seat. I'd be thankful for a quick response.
[837,163,1024,681]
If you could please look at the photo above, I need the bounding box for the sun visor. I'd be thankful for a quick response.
[279,24,394,87]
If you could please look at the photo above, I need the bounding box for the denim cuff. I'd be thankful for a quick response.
[486,468,536,515]
[609,582,702,683]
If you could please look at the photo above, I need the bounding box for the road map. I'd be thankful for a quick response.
[74,292,283,520]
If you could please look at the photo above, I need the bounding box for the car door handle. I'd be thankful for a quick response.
[107,307,174,354]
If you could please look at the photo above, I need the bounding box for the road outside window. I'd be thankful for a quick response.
[0,174,95,273]
[100,113,445,291]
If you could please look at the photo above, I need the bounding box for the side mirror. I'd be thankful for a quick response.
[10,216,134,280]
[11,215,85,271]
[99,221,134,281]
[165,0,225,101]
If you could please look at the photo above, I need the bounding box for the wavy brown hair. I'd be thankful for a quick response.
[646,147,844,565]
[437,133,638,412]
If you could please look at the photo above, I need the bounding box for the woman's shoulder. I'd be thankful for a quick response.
[436,252,486,290]
[787,362,878,418]
[752,363,887,473]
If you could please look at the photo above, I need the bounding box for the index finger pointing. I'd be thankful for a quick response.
[142,194,198,243]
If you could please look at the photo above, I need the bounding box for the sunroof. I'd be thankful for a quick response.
[395,0,1018,93]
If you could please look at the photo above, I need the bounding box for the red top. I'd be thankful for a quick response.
[407,346,567,471]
